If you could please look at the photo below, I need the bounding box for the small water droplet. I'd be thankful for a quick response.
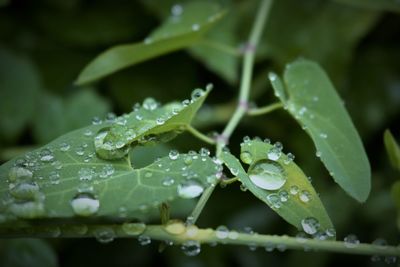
[165,221,186,235]
[70,193,100,216]
[92,116,102,125]
[266,193,282,209]
[248,160,286,190]
[169,150,179,160]
[138,235,151,245]
[171,4,183,16]
[191,88,204,100]
[344,234,360,248]
[319,133,328,139]
[49,171,60,185]
[8,167,33,182]
[122,222,146,236]
[78,168,95,181]
[267,145,282,161]
[40,149,54,162]
[162,177,175,186]
[299,190,311,203]
[326,228,336,238]
[59,142,71,152]
[290,185,299,195]
[199,147,210,157]
[177,180,204,199]
[94,227,115,244]
[191,23,200,31]
[143,98,158,110]
[301,217,320,235]
[279,190,289,202]
[216,225,229,239]
[181,240,201,256]
[284,153,295,165]
[84,129,93,137]
[316,151,322,158]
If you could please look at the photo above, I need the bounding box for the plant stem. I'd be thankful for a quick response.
[247,102,283,116]
[188,0,274,224]
[2,224,399,257]
[220,177,239,186]
[185,125,216,145]
[197,39,240,56]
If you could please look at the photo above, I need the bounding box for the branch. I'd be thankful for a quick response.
[1,224,399,257]
[247,102,283,116]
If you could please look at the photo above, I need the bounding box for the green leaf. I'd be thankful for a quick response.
[220,140,333,236]
[0,239,58,267]
[33,90,111,144]
[384,130,400,171]
[0,127,220,225]
[76,2,224,85]
[269,59,371,202]
[0,49,42,142]
[95,86,211,160]
[334,0,400,13]
[391,181,400,230]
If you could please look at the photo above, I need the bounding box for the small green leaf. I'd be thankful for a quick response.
[0,126,220,224]
[269,59,371,202]
[95,86,211,160]
[76,2,224,85]
[220,140,334,236]
[384,130,400,171]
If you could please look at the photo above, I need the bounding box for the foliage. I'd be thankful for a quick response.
[0,0,400,266]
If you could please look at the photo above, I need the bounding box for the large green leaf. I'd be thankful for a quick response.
[334,0,400,12]
[76,2,224,85]
[95,86,211,160]
[220,140,333,236]
[384,130,400,171]
[0,126,220,225]
[0,49,42,143]
[269,59,371,202]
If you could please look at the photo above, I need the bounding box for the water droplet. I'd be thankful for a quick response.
[316,151,322,158]
[92,116,102,125]
[191,23,200,31]
[8,167,33,182]
[228,231,239,240]
[49,171,60,185]
[268,73,277,82]
[319,133,328,139]
[242,136,251,143]
[70,193,100,216]
[181,240,201,256]
[94,227,115,244]
[248,160,286,190]
[9,182,40,199]
[84,129,93,137]
[99,164,114,178]
[185,225,198,238]
[301,217,320,235]
[40,149,54,162]
[143,98,158,110]
[229,168,239,176]
[344,234,360,248]
[267,145,282,161]
[165,221,186,235]
[290,185,299,195]
[279,190,289,202]
[9,201,45,219]
[156,117,165,125]
[169,150,179,160]
[265,242,275,252]
[299,190,311,203]
[78,168,95,181]
[138,235,151,245]
[199,147,210,157]
[144,171,153,178]
[240,184,247,192]
[240,151,253,164]
[215,225,229,239]
[191,88,204,100]
[171,4,183,16]
[59,142,71,152]
[122,222,146,236]
[177,180,204,199]
[284,153,295,165]
[162,177,175,186]
[266,193,282,209]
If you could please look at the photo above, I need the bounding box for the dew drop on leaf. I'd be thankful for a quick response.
[169,150,179,160]
[290,185,299,195]
[248,160,287,190]
[70,193,100,216]
[165,221,186,235]
[9,201,45,219]
[266,193,282,209]
[301,217,320,235]
[299,190,311,203]
[240,151,253,164]
[138,235,151,246]
[177,180,204,199]
[215,225,229,239]
[8,166,33,182]
[191,88,204,100]
[162,177,175,186]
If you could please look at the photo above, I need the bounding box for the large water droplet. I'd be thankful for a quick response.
[70,193,100,216]
[9,201,45,219]
[122,222,146,236]
[181,240,201,256]
[301,217,320,235]
[248,160,286,190]
[177,180,204,199]
[9,182,40,199]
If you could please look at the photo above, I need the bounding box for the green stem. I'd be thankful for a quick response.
[188,0,273,224]
[220,177,239,186]
[2,224,399,257]
[197,39,240,56]
[186,125,215,145]
[247,102,283,116]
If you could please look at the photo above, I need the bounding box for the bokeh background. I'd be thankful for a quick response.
[0,0,400,266]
